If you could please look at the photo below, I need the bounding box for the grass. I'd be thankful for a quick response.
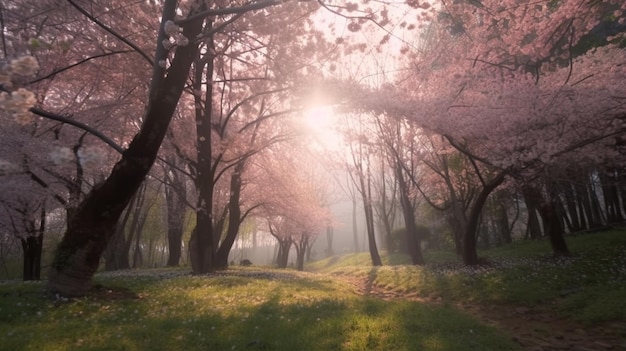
[1,229,624,350]
[0,267,520,351]
[312,228,626,325]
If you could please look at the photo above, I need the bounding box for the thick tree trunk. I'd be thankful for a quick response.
[275,238,291,268]
[47,12,204,297]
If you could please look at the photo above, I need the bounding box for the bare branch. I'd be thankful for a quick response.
[29,107,125,154]
[176,0,281,25]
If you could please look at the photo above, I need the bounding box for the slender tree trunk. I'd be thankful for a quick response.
[462,171,506,266]
[165,159,186,267]
[522,188,543,239]
[526,184,570,256]
[294,234,308,271]
[396,164,424,265]
[351,198,359,252]
[47,9,204,297]
[215,162,244,269]
[189,36,217,274]
[325,226,334,257]
[494,195,512,244]
[600,171,624,223]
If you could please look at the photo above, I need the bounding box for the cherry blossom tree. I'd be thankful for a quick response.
[5,0,293,297]
[332,0,626,264]
[254,140,333,270]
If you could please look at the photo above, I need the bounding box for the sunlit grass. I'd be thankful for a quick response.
[0,267,520,351]
[313,229,626,324]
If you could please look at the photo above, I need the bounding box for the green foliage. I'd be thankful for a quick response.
[0,267,519,351]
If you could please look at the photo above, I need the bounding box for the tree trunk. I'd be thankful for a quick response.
[275,238,291,268]
[47,11,204,297]
[522,187,543,239]
[21,205,45,281]
[165,159,186,267]
[538,200,570,256]
[600,171,624,223]
[396,164,424,265]
[104,209,130,271]
[215,163,244,269]
[351,198,359,252]
[294,234,308,271]
[325,226,334,257]
[527,184,570,256]
[462,171,506,266]
[189,39,217,274]
[495,195,512,244]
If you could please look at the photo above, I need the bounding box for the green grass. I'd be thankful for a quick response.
[312,229,626,325]
[2,230,623,350]
[0,267,520,351]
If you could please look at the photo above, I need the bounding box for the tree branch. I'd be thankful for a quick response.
[65,0,153,65]
[29,107,124,154]
[29,50,134,84]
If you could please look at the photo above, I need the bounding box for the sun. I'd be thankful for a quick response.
[302,105,343,151]
[304,105,334,132]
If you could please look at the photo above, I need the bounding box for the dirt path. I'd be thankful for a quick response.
[342,275,626,351]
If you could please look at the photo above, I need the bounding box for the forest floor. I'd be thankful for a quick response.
[344,274,626,351]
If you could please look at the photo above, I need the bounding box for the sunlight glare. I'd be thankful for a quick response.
[302,105,342,151]
[304,105,334,132]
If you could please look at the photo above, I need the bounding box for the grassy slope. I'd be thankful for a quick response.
[310,228,626,324]
[0,268,520,351]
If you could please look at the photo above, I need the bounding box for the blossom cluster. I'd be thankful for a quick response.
[0,88,37,125]
[162,20,189,50]
[0,55,39,125]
